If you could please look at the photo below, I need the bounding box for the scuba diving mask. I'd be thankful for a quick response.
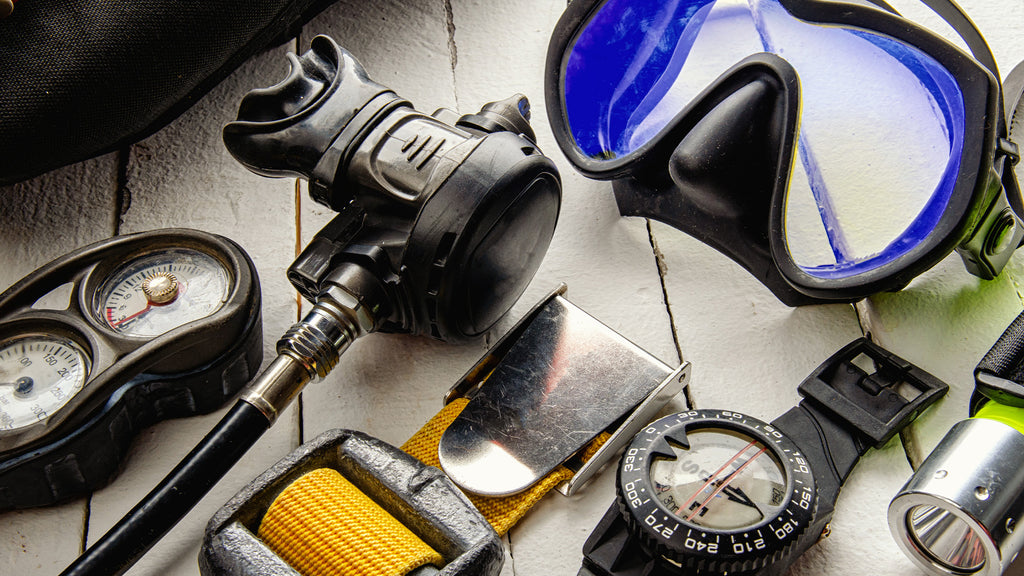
[544,0,1024,305]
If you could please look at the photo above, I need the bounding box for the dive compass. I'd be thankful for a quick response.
[581,339,948,576]
[618,410,816,574]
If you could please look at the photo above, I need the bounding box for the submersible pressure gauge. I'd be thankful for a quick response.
[581,339,948,576]
[0,229,262,510]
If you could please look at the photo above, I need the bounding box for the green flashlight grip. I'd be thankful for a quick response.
[972,401,1024,436]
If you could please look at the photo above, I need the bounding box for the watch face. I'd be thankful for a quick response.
[617,410,817,573]
[650,427,787,530]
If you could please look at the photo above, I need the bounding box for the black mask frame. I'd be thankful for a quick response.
[545,0,1024,305]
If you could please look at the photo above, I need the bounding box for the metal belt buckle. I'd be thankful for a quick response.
[200,429,503,576]
[438,285,690,497]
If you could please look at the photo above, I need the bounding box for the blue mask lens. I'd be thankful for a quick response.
[563,0,966,280]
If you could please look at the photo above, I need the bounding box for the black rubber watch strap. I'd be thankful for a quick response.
[580,504,681,576]
[578,339,947,576]
[772,402,867,511]
[772,337,948,493]
[769,338,948,571]
[795,338,948,448]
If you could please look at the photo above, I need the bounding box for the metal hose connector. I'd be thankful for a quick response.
[277,296,362,380]
[241,280,382,424]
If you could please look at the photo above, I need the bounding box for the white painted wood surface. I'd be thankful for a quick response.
[2,1,1024,575]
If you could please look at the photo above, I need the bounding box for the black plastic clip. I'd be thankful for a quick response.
[200,430,503,576]
[798,338,948,447]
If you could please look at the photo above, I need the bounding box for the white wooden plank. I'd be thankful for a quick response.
[294,5,522,570]
[79,43,303,576]
[451,0,680,367]
[0,156,119,573]
[7,1,1024,575]
[0,155,118,283]
[448,2,683,576]
[850,1,1024,575]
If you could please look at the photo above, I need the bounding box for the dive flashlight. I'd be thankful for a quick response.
[889,312,1024,576]
[889,404,1024,576]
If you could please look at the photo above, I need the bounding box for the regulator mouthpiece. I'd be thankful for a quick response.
[888,406,1024,576]
[223,34,561,343]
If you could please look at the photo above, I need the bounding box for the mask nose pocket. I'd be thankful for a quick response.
[668,73,789,229]
[614,55,812,304]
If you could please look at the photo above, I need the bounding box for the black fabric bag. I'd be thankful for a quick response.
[0,0,336,185]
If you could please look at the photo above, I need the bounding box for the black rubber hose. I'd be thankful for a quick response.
[60,400,272,576]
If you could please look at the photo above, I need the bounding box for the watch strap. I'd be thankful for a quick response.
[773,338,947,508]
[580,504,679,576]
[771,402,868,512]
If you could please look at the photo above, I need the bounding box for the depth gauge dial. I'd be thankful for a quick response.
[95,248,231,337]
[0,334,90,431]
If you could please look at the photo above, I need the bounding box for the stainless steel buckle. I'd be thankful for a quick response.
[438,286,690,497]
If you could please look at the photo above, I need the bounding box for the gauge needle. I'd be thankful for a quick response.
[0,377,34,394]
[721,484,757,509]
[109,304,152,328]
[684,445,769,522]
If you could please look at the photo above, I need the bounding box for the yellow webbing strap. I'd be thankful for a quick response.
[400,398,575,536]
[258,397,610,576]
[259,468,443,576]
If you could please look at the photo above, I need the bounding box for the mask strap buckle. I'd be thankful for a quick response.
[957,138,1024,280]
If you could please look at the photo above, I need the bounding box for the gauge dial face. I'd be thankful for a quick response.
[96,248,231,337]
[650,428,786,530]
[618,410,816,570]
[0,335,90,431]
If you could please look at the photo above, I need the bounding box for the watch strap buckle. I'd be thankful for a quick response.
[797,338,948,447]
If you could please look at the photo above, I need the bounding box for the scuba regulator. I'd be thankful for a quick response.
[61,34,561,576]
[226,34,559,346]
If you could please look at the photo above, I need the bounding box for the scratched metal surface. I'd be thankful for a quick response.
[2,0,1024,575]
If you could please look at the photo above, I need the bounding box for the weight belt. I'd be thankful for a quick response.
[256,397,610,576]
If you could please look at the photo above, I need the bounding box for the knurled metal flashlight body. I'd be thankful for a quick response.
[889,417,1024,576]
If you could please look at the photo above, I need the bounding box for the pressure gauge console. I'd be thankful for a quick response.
[0,229,262,510]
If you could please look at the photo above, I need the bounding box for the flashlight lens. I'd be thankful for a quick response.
[907,504,986,572]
